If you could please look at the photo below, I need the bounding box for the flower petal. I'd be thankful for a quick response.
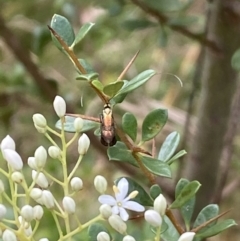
[112,206,119,214]
[119,207,129,221]
[116,178,128,201]
[98,195,116,206]
[122,201,145,212]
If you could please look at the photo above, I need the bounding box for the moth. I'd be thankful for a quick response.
[100,103,117,146]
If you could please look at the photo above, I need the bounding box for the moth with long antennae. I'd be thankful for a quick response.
[100,103,117,146]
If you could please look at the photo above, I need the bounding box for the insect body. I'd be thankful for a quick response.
[100,103,117,146]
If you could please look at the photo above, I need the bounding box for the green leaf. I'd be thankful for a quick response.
[158,131,180,161]
[175,179,195,230]
[76,73,99,81]
[166,150,187,165]
[144,0,182,12]
[231,48,240,71]
[107,142,138,167]
[122,19,157,31]
[91,79,104,91]
[150,184,162,200]
[139,155,171,178]
[88,223,111,241]
[142,109,168,141]
[196,219,237,239]
[115,70,156,96]
[122,112,137,142]
[161,216,180,241]
[115,177,153,206]
[55,116,99,133]
[78,59,95,74]
[103,81,124,98]
[193,204,219,229]
[73,22,95,46]
[170,180,201,209]
[50,14,75,47]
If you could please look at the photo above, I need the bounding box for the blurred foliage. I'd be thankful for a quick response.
[0,0,239,240]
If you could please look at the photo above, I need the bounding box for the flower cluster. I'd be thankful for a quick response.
[0,96,196,241]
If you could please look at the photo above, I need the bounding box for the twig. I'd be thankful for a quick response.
[130,0,221,53]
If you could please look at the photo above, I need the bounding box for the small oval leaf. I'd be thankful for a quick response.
[150,184,162,200]
[139,155,171,178]
[193,204,219,229]
[122,112,137,142]
[196,219,237,239]
[142,109,168,141]
[78,59,95,74]
[107,142,138,167]
[170,181,201,209]
[103,81,124,98]
[50,14,75,47]
[91,79,104,91]
[76,73,99,81]
[73,22,95,46]
[115,69,156,96]
[158,131,180,161]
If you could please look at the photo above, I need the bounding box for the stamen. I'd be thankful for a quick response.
[128,190,138,199]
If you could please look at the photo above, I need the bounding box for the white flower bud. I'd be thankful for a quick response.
[177,232,195,241]
[144,210,162,227]
[32,170,49,188]
[39,239,49,241]
[154,194,167,216]
[3,149,23,170]
[48,146,61,159]
[21,205,34,222]
[34,124,47,134]
[70,177,83,191]
[0,180,4,193]
[11,172,24,184]
[42,190,55,209]
[32,114,47,128]
[28,157,37,170]
[94,175,107,194]
[2,229,17,241]
[123,235,136,241]
[62,196,76,214]
[1,135,15,153]
[53,96,66,118]
[97,231,110,241]
[0,204,7,220]
[33,205,44,220]
[74,117,84,132]
[30,188,43,200]
[99,204,112,219]
[108,214,127,234]
[34,146,47,169]
[78,134,90,155]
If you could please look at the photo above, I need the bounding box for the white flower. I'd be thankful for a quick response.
[34,146,47,169]
[78,134,90,155]
[2,229,17,241]
[98,178,145,221]
[144,210,162,227]
[32,114,47,128]
[3,149,23,170]
[0,204,7,220]
[123,235,136,241]
[97,231,110,241]
[53,96,66,118]
[20,205,34,222]
[74,117,84,132]
[108,214,127,234]
[154,194,167,216]
[62,196,76,214]
[94,175,108,194]
[70,177,83,191]
[177,232,195,241]
[0,135,16,153]
[33,205,44,220]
